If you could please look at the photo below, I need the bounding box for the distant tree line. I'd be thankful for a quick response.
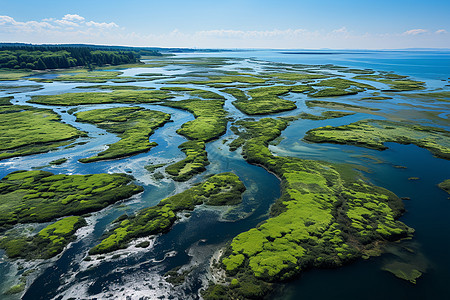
[0,45,161,70]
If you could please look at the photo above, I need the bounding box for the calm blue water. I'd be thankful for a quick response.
[0,49,449,299]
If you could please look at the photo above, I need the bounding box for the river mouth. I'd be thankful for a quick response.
[0,50,449,299]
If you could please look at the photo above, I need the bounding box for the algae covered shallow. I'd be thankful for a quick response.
[90,172,246,254]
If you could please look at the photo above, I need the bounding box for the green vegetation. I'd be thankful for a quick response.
[165,141,208,181]
[438,179,450,194]
[221,88,248,101]
[49,158,68,165]
[263,72,330,82]
[315,78,376,90]
[310,88,358,97]
[361,96,393,100]
[0,216,86,259]
[401,91,450,102]
[294,111,355,120]
[90,172,245,254]
[164,267,191,286]
[189,89,225,100]
[233,85,311,115]
[205,117,411,299]
[0,46,140,70]
[0,105,86,160]
[160,86,225,100]
[0,170,143,228]
[4,282,25,295]
[163,99,227,142]
[30,90,172,106]
[0,96,13,105]
[0,84,43,94]
[353,74,425,91]
[28,70,140,83]
[0,69,37,81]
[168,74,266,86]
[161,99,228,181]
[341,68,375,75]
[75,107,170,162]
[75,85,152,90]
[306,100,380,112]
[145,163,166,173]
[304,119,450,159]
[144,57,231,69]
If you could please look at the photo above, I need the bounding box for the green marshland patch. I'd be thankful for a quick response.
[0,216,86,259]
[75,106,171,162]
[30,90,173,106]
[0,170,143,228]
[0,105,86,160]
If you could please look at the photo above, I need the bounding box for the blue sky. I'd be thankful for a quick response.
[1,0,449,49]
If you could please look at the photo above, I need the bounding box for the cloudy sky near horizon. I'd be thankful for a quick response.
[1,0,449,49]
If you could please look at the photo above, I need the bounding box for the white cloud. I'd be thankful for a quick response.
[0,14,118,33]
[0,15,56,32]
[85,21,118,29]
[0,15,449,49]
[403,29,428,35]
[63,14,85,22]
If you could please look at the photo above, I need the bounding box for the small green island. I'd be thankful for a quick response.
[304,119,450,159]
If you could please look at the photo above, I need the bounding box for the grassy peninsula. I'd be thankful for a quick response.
[90,172,245,254]
[75,107,171,163]
[204,118,411,299]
